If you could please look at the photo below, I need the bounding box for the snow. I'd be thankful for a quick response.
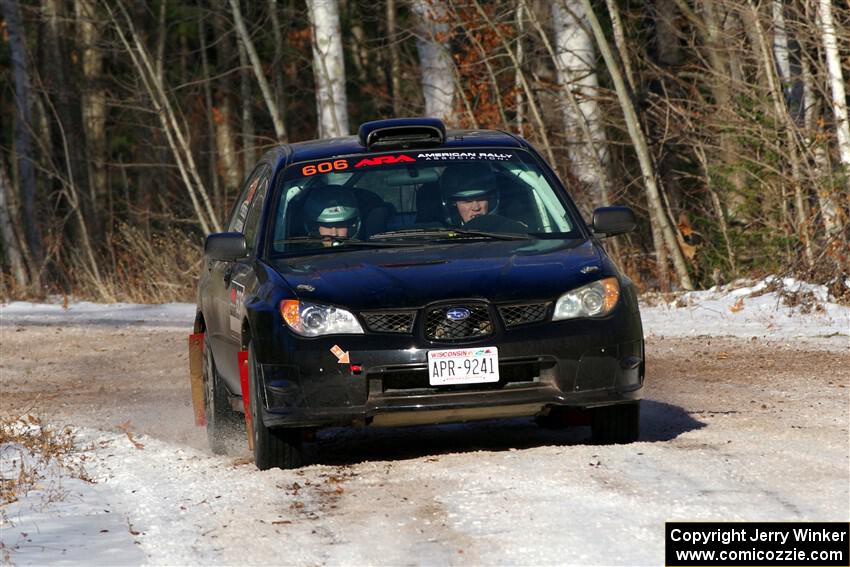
[1,276,848,564]
[1,447,145,566]
[640,277,849,348]
[0,301,196,329]
[2,276,847,341]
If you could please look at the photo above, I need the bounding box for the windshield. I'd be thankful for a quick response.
[270,148,581,255]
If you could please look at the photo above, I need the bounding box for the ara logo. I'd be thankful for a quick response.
[354,154,416,168]
[446,307,471,321]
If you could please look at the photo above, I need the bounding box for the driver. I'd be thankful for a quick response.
[439,163,499,226]
[303,186,361,246]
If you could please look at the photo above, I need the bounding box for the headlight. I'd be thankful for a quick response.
[279,299,364,336]
[553,277,620,320]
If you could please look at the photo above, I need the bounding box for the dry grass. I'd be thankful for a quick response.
[78,224,203,303]
[1,225,203,304]
[0,415,90,507]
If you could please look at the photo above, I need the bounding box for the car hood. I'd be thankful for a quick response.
[269,239,605,310]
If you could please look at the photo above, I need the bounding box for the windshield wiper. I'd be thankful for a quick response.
[369,227,528,241]
[273,237,416,247]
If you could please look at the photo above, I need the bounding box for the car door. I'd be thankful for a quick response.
[206,164,271,389]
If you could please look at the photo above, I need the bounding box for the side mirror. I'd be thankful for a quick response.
[205,232,247,261]
[592,206,637,237]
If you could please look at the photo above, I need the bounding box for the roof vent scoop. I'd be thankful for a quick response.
[358,118,446,150]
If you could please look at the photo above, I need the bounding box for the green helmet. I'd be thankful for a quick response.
[303,186,360,238]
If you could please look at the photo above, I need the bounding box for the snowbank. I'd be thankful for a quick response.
[0,301,196,329]
[2,277,847,342]
[1,419,144,565]
[640,277,849,346]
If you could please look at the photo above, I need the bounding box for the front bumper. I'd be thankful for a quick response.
[253,308,644,429]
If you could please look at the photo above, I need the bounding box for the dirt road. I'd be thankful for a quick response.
[1,321,848,564]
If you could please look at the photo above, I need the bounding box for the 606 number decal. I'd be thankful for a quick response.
[301,160,349,176]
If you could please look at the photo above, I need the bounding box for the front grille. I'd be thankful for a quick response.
[425,303,493,341]
[498,302,551,328]
[361,310,416,334]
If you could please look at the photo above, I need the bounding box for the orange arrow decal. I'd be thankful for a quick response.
[330,345,350,364]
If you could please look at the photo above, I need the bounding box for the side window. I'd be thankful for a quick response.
[228,165,267,233]
[242,169,271,254]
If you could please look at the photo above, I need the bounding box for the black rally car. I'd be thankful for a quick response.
[189,118,644,470]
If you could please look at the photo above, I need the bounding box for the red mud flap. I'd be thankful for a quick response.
[238,350,253,451]
[188,333,206,427]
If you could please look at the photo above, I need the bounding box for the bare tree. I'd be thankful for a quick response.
[580,0,694,290]
[387,0,403,115]
[748,0,813,266]
[471,0,557,166]
[0,158,29,289]
[229,0,288,143]
[75,0,108,218]
[818,0,850,197]
[267,0,287,126]
[238,36,256,173]
[411,0,455,123]
[198,5,222,213]
[306,0,350,137]
[102,0,221,234]
[771,0,792,95]
[551,0,613,208]
[1,0,43,277]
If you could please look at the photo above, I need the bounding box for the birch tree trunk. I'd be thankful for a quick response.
[551,0,612,208]
[410,0,455,124]
[1,0,43,273]
[580,0,694,290]
[306,0,350,138]
[523,0,611,209]
[801,42,841,237]
[771,0,791,95]
[818,0,850,197]
[229,0,288,143]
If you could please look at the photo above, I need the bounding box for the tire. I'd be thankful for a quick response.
[248,341,303,470]
[591,402,640,444]
[204,336,240,455]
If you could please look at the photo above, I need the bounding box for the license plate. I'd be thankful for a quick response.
[428,347,499,386]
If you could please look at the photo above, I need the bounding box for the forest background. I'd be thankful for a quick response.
[1,0,849,302]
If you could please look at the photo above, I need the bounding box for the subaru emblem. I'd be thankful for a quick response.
[446,307,471,321]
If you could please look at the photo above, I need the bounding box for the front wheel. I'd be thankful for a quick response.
[248,341,303,470]
[591,402,640,444]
